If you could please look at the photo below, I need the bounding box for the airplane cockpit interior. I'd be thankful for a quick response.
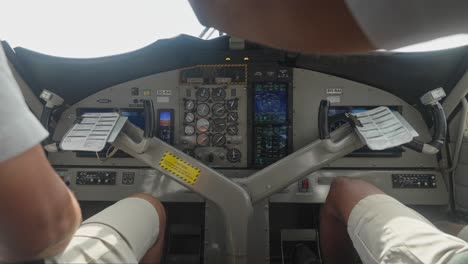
[3,2,468,264]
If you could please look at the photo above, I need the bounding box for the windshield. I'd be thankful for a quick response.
[1,1,468,57]
[0,0,205,58]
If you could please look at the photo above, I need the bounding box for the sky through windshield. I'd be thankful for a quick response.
[1,1,467,57]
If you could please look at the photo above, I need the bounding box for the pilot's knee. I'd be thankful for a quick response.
[130,193,166,226]
[329,176,353,194]
[327,176,367,206]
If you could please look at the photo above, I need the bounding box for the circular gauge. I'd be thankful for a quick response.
[196,103,210,117]
[196,118,210,132]
[227,125,238,135]
[185,100,195,111]
[183,149,195,157]
[212,103,226,117]
[227,148,241,163]
[196,133,210,146]
[226,99,238,111]
[196,87,210,101]
[212,118,227,132]
[212,133,226,146]
[185,112,195,123]
[184,125,195,136]
[212,87,226,100]
[227,112,238,122]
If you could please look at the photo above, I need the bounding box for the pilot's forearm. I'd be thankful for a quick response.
[0,189,81,263]
[36,188,82,259]
[189,0,375,54]
[0,145,82,262]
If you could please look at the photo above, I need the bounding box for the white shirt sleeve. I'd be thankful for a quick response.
[0,45,48,162]
[345,0,468,50]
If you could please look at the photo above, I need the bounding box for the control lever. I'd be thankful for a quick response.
[39,89,64,150]
[318,100,330,140]
[143,99,155,138]
[405,88,447,154]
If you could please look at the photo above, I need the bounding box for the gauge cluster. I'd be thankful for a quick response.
[178,85,247,167]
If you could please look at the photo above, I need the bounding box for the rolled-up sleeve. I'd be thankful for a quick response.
[0,45,48,162]
[345,0,468,50]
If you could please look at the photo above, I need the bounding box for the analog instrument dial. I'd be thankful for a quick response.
[212,87,226,100]
[227,125,238,135]
[196,133,210,146]
[185,100,195,111]
[196,87,210,101]
[196,103,210,117]
[196,118,210,132]
[212,118,227,132]
[184,125,195,136]
[212,133,226,146]
[227,112,238,122]
[212,103,226,117]
[226,99,238,111]
[227,148,241,163]
[185,112,195,123]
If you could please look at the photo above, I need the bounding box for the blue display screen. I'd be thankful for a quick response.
[255,83,288,122]
[121,110,145,129]
[159,111,172,126]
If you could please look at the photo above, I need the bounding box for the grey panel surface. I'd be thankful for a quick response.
[61,166,447,205]
[293,68,437,168]
[56,167,203,202]
[204,199,270,264]
[269,170,448,205]
[454,143,468,214]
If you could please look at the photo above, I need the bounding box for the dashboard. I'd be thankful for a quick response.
[41,63,447,206]
[3,35,461,207]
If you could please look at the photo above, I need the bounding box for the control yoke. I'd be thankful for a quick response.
[112,109,363,264]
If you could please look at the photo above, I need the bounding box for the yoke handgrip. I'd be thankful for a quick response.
[143,100,155,138]
[319,100,331,140]
[404,102,447,154]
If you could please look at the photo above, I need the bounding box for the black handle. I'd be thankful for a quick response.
[319,100,331,140]
[40,107,53,144]
[404,102,446,153]
[428,102,446,149]
[143,100,155,138]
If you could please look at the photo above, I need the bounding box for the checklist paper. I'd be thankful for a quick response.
[350,107,418,150]
[60,113,125,152]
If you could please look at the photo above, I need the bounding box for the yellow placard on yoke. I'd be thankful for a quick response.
[159,152,201,185]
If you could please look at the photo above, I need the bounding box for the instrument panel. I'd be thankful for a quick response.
[253,82,291,167]
[49,65,436,169]
[46,64,446,206]
[178,84,248,167]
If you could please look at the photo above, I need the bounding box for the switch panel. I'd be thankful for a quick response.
[122,172,135,185]
[76,171,117,185]
[392,174,436,188]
